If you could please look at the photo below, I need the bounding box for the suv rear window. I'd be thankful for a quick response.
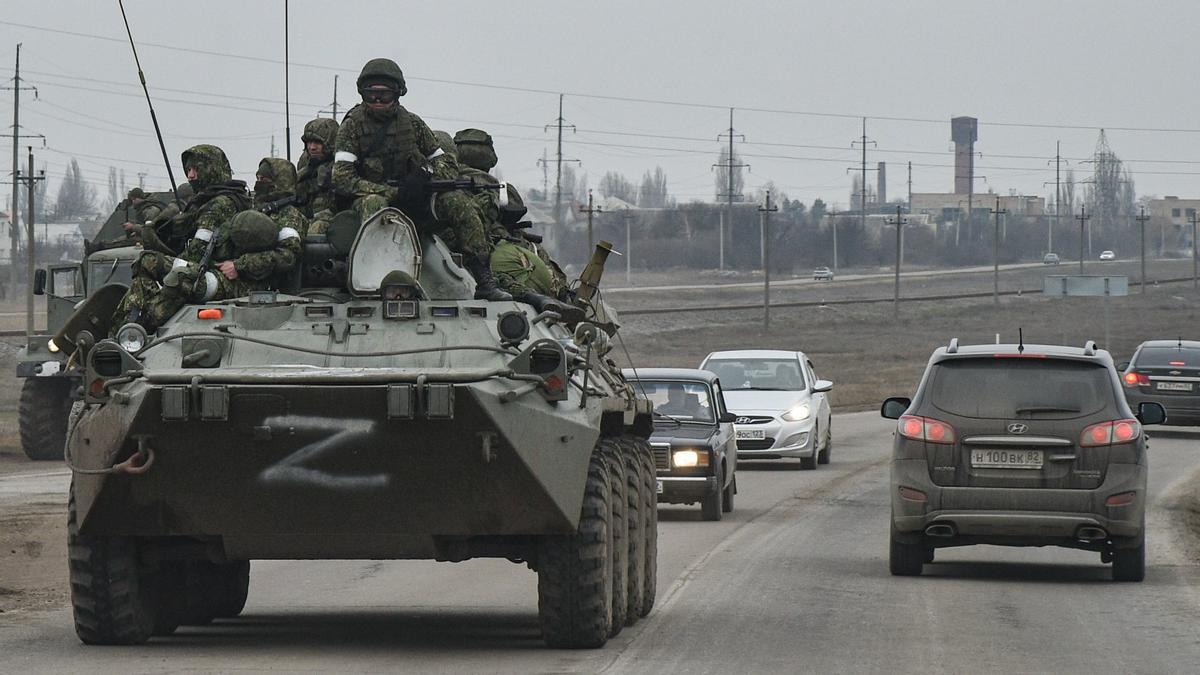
[1135,347,1200,367]
[928,358,1113,419]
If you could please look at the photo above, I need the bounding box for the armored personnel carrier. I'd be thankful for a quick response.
[64,208,656,649]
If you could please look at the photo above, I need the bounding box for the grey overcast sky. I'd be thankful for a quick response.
[3,0,1199,210]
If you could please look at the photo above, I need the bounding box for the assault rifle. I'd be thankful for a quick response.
[258,194,298,215]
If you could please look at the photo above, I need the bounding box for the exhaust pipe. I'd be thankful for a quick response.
[925,523,956,538]
[1077,526,1108,542]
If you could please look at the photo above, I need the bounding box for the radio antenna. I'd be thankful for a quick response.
[118,0,181,207]
[1018,327,1025,354]
[284,0,292,163]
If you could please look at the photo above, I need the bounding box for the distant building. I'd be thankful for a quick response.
[1147,196,1200,228]
[909,193,1045,220]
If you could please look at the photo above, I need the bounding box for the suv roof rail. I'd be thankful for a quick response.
[1083,340,1097,356]
[947,337,959,354]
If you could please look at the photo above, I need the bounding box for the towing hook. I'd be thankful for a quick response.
[114,436,156,475]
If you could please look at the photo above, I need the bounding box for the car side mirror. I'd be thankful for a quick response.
[1137,402,1166,426]
[33,268,46,296]
[719,412,737,423]
[812,379,833,393]
[881,397,911,419]
[1116,361,1130,371]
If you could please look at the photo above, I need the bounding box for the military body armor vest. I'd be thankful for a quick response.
[349,104,421,183]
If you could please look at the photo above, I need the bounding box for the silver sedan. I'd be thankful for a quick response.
[699,349,833,470]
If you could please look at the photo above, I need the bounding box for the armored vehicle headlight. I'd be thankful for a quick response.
[115,323,149,354]
[497,310,530,345]
[47,338,59,353]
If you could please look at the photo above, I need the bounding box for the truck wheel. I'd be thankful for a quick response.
[599,439,628,636]
[618,438,645,626]
[68,482,158,645]
[722,472,736,513]
[634,436,657,617]
[1112,533,1146,582]
[19,377,73,460]
[537,440,614,648]
[211,560,251,618]
[701,467,724,521]
[889,523,927,576]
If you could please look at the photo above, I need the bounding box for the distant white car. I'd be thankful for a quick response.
[700,350,833,470]
[1099,250,1116,261]
[813,266,834,281]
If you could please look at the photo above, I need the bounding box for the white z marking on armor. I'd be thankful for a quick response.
[258,416,389,490]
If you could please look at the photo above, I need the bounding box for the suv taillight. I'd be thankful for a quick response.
[1122,372,1150,387]
[898,415,957,444]
[1080,418,1140,447]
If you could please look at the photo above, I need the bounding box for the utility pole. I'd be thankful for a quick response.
[137,171,147,189]
[579,189,602,254]
[850,117,877,239]
[827,209,840,272]
[885,205,906,316]
[758,191,778,330]
[5,44,37,294]
[991,196,1007,307]
[543,94,578,231]
[1136,207,1150,294]
[270,134,277,158]
[17,147,43,341]
[319,74,340,119]
[1075,205,1090,275]
[621,208,633,286]
[1190,210,1199,289]
[907,160,912,209]
[1044,141,1068,254]
[539,148,549,198]
[714,108,747,271]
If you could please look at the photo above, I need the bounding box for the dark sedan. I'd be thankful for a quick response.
[1121,339,1200,425]
[623,368,738,521]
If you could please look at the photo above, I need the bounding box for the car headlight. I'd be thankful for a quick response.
[781,403,811,422]
[672,449,709,468]
[115,323,148,354]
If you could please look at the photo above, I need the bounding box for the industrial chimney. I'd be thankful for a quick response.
[877,162,887,205]
[951,116,977,195]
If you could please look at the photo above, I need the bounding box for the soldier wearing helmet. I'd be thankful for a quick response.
[332,58,509,301]
[296,117,339,234]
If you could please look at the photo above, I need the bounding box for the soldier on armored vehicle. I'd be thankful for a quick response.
[295,117,339,235]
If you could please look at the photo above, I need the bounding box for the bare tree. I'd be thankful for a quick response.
[103,166,121,214]
[637,167,670,208]
[54,158,97,220]
[600,171,636,203]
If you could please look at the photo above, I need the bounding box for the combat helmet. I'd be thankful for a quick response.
[454,128,497,171]
[356,58,407,96]
[180,144,233,190]
[228,209,279,253]
[301,118,339,156]
[432,130,457,157]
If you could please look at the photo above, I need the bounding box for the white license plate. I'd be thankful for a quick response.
[1157,381,1193,392]
[736,429,766,440]
[971,449,1043,469]
[656,480,663,494]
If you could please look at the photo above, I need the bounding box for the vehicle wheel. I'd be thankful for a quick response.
[701,467,724,521]
[19,377,74,461]
[889,524,927,576]
[1112,534,1146,582]
[68,482,159,645]
[721,472,735,513]
[599,439,628,636]
[799,452,817,470]
[537,440,614,648]
[211,560,251,618]
[634,437,657,617]
[818,426,832,465]
[618,438,645,626]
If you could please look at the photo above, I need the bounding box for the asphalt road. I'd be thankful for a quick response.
[3,411,1200,673]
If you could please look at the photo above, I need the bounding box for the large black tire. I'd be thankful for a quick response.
[889,524,928,577]
[701,467,724,521]
[211,560,251,618]
[68,483,158,645]
[817,425,832,465]
[633,436,657,618]
[618,438,645,626]
[722,472,736,513]
[1112,534,1146,582]
[19,377,73,461]
[599,440,628,636]
[538,442,614,649]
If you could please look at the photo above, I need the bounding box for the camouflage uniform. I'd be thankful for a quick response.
[333,58,508,300]
[295,117,339,235]
[454,128,571,300]
[254,157,310,241]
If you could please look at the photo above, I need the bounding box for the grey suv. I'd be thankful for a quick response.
[882,339,1166,581]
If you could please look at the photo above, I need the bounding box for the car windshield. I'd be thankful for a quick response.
[928,358,1112,419]
[632,380,715,423]
[1136,346,1200,367]
[705,358,805,391]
